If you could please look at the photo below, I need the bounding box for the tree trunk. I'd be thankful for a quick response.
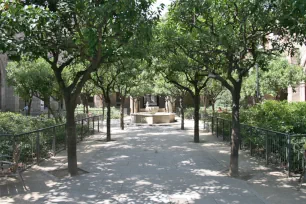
[65,101,78,176]
[83,101,85,113]
[170,97,176,113]
[85,102,89,114]
[49,106,59,123]
[120,95,126,130]
[132,98,135,113]
[45,98,59,123]
[180,96,184,130]
[229,87,241,177]
[43,98,50,118]
[106,97,111,141]
[203,96,207,114]
[101,96,105,121]
[212,100,215,114]
[193,90,200,143]
[137,98,140,112]
[166,97,170,113]
[27,98,32,116]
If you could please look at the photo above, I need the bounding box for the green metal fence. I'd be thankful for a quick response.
[203,115,306,177]
[0,115,104,167]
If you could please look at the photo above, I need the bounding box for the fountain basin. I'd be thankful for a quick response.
[131,112,175,124]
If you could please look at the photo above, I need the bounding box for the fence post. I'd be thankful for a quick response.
[212,116,214,134]
[223,121,226,141]
[229,123,232,143]
[265,131,269,165]
[36,132,40,164]
[287,134,291,177]
[64,125,67,150]
[239,125,242,150]
[222,120,224,138]
[93,116,95,134]
[52,127,56,156]
[81,119,84,141]
[250,127,253,156]
[216,118,219,138]
[203,116,205,129]
[98,115,100,132]
[87,116,90,136]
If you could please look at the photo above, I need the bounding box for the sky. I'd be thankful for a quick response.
[153,0,172,16]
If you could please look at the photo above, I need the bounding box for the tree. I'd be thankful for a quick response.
[242,57,305,102]
[80,81,96,114]
[91,63,121,141]
[114,59,145,130]
[6,58,62,120]
[3,0,157,175]
[202,80,225,114]
[129,70,155,113]
[169,0,299,176]
[154,16,213,143]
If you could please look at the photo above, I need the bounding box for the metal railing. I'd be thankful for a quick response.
[0,115,104,167]
[203,115,306,177]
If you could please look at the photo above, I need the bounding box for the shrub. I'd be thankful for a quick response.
[0,112,56,134]
[110,107,120,119]
[184,107,194,119]
[240,101,306,134]
[215,101,306,173]
[0,112,59,163]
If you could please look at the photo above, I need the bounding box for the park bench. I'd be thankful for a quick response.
[0,142,27,190]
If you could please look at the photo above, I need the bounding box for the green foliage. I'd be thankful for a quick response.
[0,112,56,135]
[6,57,59,99]
[0,112,58,163]
[242,57,305,100]
[184,108,195,120]
[217,100,306,135]
[0,111,99,163]
[114,59,148,99]
[110,107,120,119]
[215,90,232,109]
[240,101,306,134]
[184,107,210,119]
[75,106,121,119]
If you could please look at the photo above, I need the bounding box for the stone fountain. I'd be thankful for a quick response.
[130,101,175,124]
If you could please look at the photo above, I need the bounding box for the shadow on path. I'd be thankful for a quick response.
[1,119,305,204]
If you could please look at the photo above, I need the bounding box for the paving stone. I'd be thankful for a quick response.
[4,119,300,204]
